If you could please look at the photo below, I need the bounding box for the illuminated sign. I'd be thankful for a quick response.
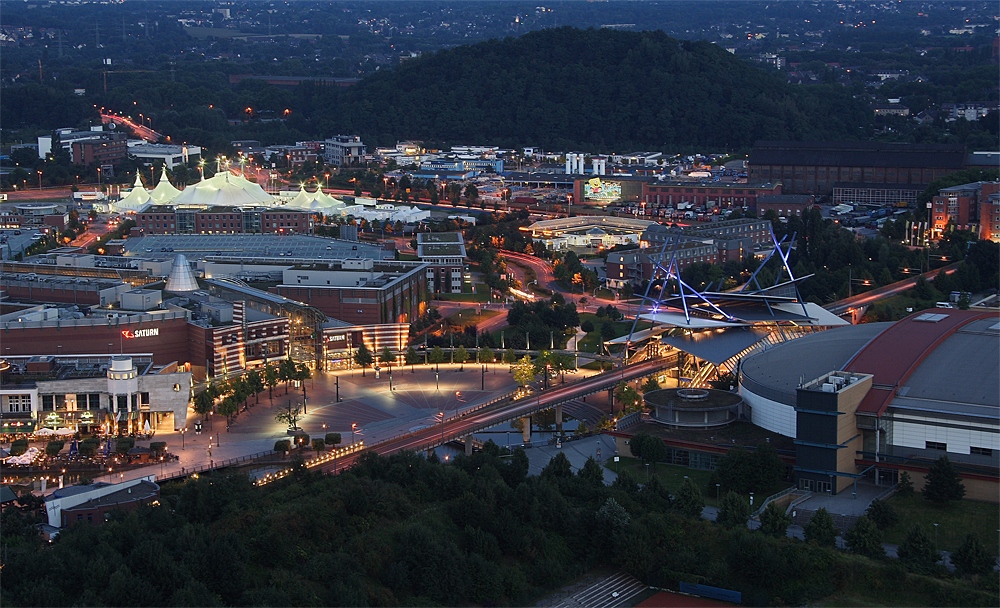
[122,328,159,339]
[327,335,347,342]
[582,177,622,201]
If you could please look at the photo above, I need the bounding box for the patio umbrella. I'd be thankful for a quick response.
[69,439,79,456]
[143,419,151,435]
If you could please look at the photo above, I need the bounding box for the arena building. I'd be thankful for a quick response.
[739,309,999,498]
[522,216,656,250]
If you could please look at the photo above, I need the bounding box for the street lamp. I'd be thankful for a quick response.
[439,410,445,444]
[181,427,186,449]
[933,523,939,549]
[351,422,357,445]
[37,170,42,190]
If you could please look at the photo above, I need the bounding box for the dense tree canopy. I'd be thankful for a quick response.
[307,27,872,150]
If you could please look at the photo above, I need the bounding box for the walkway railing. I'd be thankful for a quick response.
[254,441,367,486]
[751,485,798,519]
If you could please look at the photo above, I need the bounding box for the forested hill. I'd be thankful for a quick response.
[315,27,872,151]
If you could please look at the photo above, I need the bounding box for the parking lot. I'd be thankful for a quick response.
[122,234,392,261]
[0,228,45,259]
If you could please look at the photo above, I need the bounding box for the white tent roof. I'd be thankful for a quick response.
[149,166,182,205]
[170,171,273,207]
[112,174,152,213]
[311,190,346,210]
[284,187,315,210]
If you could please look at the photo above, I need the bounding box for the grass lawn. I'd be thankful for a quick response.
[577,313,646,353]
[445,307,500,327]
[881,493,999,552]
[607,456,724,507]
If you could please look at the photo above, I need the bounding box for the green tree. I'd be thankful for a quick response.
[897,526,939,573]
[513,355,536,387]
[844,516,885,559]
[429,345,446,368]
[194,390,214,417]
[640,376,660,393]
[804,508,838,547]
[578,457,605,486]
[865,499,898,531]
[674,477,704,519]
[279,357,297,393]
[245,369,264,404]
[275,400,302,431]
[354,343,374,376]
[717,491,751,530]
[759,502,792,538]
[324,433,342,447]
[404,346,420,372]
[379,347,396,368]
[263,364,279,402]
[454,345,469,370]
[951,533,996,577]
[218,395,238,425]
[897,471,914,497]
[45,441,64,458]
[464,183,479,205]
[502,348,517,367]
[921,455,966,504]
[614,382,643,412]
[595,497,630,532]
[541,452,572,478]
[478,346,494,364]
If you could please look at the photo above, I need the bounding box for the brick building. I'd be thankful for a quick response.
[69,134,128,167]
[416,232,467,294]
[186,300,289,379]
[748,141,967,199]
[136,206,313,235]
[640,181,782,212]
[755,194,816,218]
[930,181,1000,238]
[275,260,428,325]
[982,190,1000,243]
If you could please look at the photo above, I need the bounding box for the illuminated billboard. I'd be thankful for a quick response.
[582,178,622,201]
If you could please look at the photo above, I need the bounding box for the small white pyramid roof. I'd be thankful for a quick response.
[164,254,199,292]
[311,189,346,210]
[150,166,182,205]
[112,174,151,213]
[170,171,273,207]
[284,186,315,210]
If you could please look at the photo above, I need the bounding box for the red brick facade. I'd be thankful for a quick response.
[2,316,192,365]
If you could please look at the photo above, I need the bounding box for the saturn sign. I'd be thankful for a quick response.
[122,328,159,339]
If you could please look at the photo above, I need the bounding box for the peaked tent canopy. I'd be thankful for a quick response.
[169,171,273,207]
[112,174,152,213]
[149,165,182,205]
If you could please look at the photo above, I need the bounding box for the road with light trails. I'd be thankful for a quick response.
[314,355,673,473]
[824,261,960,316]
